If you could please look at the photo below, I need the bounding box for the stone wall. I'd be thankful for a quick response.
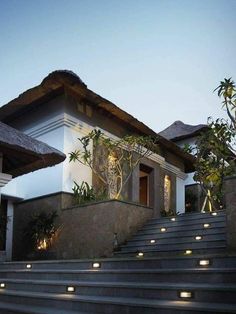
[53,200,153,259]
[12,192,75,260]
[224,175,236,252]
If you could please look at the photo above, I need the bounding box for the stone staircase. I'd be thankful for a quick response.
[0,210,236,313]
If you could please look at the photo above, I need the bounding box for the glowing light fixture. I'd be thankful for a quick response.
[137,252,144,257]
[211,212,217,216]
[67,286,75,293]
[185,250,192,255]
[199,259,210,266]
[0,283,5,288]
[92,262,101,269]
[26,264,32,269]
[195,236,202,241]
[170,217,176,221]
[150,240,156,244]
[160,227,166,232]
[203,223,210,228]
[179,291,193,298]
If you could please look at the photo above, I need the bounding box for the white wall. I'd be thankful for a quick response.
[62,115,93,192]
[176,177,185,214]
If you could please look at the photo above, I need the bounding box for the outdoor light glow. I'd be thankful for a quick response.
[67,286,75,292]
[204,223,210,228]
[195,236,202,240]
[0,283,5,288]
[92,262,101,269]
[185,250,192,255]
[179,291,192,298]
[161,227,166,232]
[199,259,210,266]
[37,238,47,250]
[137,252,144,257]
[26,264,32,269]
[170,217,176,221]
[150,240,156,244]
[212,212,217,216]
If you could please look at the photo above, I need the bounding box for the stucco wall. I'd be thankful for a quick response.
[54,200,153,259]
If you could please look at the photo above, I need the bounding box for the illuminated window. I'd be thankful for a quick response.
[164,175,171,213]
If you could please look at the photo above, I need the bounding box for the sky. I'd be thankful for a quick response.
[0,0,235,132]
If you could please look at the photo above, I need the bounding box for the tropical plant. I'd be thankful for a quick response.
[214,78,236,131]
[70,129,158,200]
[72,181,107,204]
[193,118,235,210]
[24,211,58,252]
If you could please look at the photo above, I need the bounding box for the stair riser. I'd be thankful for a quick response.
[120,241,227,252]
[144,218,226,230]
[0,271,235,283]
[3,255,236,271]
[126,234,226,247]
[116,247,227,257]
[138,224,225,235]
[2,256,236,271]
[147,212,225,224]
[2,282,236,304]
[133,227,226,239]
[0,293,229,314]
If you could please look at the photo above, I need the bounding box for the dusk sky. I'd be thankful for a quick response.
[0,0,235,132]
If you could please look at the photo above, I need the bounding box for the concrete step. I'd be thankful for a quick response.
[132,227,226,240]
[1,279,236,304]
[0,268,235,283]
[0,289,235,313]
[137,223,226,235]
[115,247,227,257]
[2,254,236,270]
[119,239,227,253]
[0,301,87,314]
[126,233,226,247]
[143,216,226,230]
[147,211,226,225]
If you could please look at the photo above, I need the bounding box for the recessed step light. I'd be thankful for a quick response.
[203,223,210,228]
[195,236,202,240]
[199,259,210,266]
[92,262,101,269]
[160,227,166,232]
[26,264,32,269]
[170,217,176,221]
[179,291,193,299]
[150,239,156,244]
[0,283,5,288]
[184,250,192,255]
[67,286,75,293]
[137,252,144,257]
[211,212,217,216]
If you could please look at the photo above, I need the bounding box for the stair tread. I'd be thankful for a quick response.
[0,267,235,274]
[1,289,236,313]
[2,278,236,291]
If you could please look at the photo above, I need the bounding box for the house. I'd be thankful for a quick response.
[0,71,195,259]
[159,120,208,211]
[0,121,65,261]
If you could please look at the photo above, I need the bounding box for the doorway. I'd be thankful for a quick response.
[139,164,153,207]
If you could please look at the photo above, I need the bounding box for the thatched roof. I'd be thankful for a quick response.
[159,120,208,142]
[0,70,195,172]
[0,121,66,178]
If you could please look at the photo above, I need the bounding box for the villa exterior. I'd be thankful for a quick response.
[0,71,195,260]
[159,120,208,211]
